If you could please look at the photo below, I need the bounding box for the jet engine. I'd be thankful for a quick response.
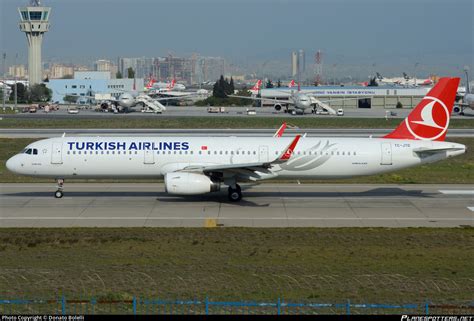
[164,172,220,195]
[274,104,282,111]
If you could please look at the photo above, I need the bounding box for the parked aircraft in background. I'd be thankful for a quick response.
[147,79,186,91]
[232,83,368,115]
[6,78,464,202]
[454,69,474,115]
[375,72,433,86]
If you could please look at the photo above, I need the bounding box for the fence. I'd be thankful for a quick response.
[1,297,473,315]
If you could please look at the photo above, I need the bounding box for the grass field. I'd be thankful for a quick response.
[0,228,472,303]
[0,117,473,129]
[0,137,472,183]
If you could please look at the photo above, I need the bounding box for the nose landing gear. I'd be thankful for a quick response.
[55,179,64,198]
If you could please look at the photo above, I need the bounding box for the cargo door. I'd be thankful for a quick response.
[51,143,63,164]
[380,142,392,165]
[258,145,269,162]
[144,149,155,164]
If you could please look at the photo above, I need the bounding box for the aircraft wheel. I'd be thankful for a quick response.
[453,106,460,113]
[228,185,242,202]
[54,190,64,198]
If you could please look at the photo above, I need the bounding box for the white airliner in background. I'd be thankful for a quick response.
[6,78,465,201]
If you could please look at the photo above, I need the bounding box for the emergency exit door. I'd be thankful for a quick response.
[144,149,155,164]
[380,143,392,165]
[51,143,63,164]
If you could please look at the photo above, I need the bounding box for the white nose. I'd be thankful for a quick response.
[6,155,20,174]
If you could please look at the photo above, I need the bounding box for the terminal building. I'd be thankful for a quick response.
[47,71,144,104]
[260,86,432,109]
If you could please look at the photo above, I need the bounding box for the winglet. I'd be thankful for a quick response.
[273,122,287,137]
[278,135,301,161]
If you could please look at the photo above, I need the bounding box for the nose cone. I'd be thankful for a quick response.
[6,155,21,174]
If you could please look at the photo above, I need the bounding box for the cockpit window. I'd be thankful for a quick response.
[23,148,38,155]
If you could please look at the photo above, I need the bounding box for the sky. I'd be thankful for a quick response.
[0,0,472,79]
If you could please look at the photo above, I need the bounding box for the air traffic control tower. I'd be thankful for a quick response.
[18,0,51,85]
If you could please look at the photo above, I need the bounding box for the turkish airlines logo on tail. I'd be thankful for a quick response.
[405,96,450,140]
[251,80,262,91]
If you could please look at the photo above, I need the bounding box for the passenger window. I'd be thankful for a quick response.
[219,151,222,155]
[253,151,256,155]
[199,151,202,155]
[67,151,70,155]
[354,151,357,156]
[190,151,193,155]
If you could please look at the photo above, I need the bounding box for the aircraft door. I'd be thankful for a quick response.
[51,143,63,164]
[259,145,269,162]
[380,142,392,165]
[144,149,155,164]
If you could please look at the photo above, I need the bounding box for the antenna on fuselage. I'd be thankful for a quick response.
[62,132,66,137]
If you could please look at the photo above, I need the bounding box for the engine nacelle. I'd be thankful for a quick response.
[274,104,282,111]
[164,172,220,195]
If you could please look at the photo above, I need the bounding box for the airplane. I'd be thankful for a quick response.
[232,84,368,115]
[376,72,433,86]
[148,79,186,91]
[453,69,474,115]
[6,77,465,202]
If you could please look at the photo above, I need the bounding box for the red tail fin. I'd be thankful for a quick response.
[251,80,262,91]
[383,77,460,141]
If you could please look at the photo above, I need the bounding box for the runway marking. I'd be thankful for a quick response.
[439,190,474,195]
[0,217,472,221]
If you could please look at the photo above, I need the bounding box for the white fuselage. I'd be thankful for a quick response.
[6,136,465,180]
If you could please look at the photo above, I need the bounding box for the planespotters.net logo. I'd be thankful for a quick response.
[405,96,450,141]
[401,316,474,321]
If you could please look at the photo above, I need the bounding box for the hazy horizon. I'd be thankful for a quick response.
[1,0,472,79]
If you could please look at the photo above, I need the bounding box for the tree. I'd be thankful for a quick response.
[277,79,282,88]
[229,77,235,94]
[116,71,123,79]
[127,67,135,79]
[28,84,52,102]
[64,95,78,104]
[265,79,274,88]
[213,75,227,98]
[9,83,27,103]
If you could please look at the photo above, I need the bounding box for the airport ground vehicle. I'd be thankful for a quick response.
[67,107,79,114]
[6,78,465,201]
[337,109,344,116]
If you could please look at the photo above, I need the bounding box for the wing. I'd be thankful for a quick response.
[178,135,301,180]
[228,95,293,105]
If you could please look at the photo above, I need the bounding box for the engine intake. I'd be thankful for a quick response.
[274,104,282,111]
[164,172,220,195]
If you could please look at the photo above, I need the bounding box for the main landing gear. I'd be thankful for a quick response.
[228,184,242,202]
[55,179,64,198]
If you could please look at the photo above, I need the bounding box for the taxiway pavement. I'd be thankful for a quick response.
[1,183,472,228]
